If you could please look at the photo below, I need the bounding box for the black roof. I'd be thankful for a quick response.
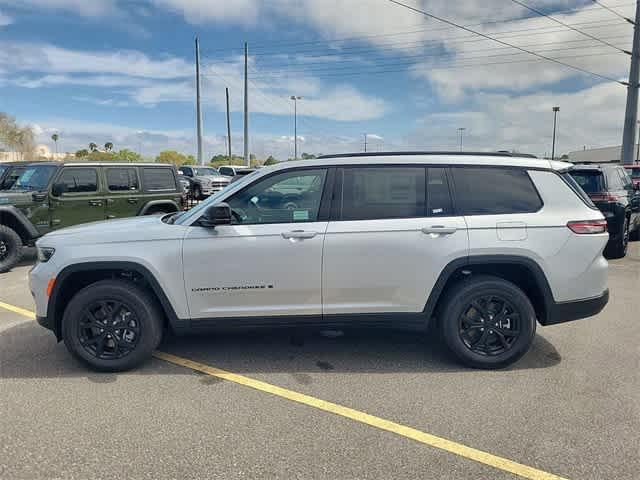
[317,151,537,159]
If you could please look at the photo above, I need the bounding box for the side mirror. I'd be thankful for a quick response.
[199,202,232,228]
[51,183,65,197]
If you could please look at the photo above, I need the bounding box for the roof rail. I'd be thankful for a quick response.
[317,151,537,159]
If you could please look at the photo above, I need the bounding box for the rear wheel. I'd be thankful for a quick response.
[439,276,536,369]
[0,225,23,273]
[608,217,629,259]
[62,280,163,371]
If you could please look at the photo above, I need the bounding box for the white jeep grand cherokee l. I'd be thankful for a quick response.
[30,152,609,371]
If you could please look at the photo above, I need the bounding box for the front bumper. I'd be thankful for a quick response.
[543,289,609,326]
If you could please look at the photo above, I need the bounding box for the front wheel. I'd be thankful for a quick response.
[0,225,23,273]
[62,280,163,371]
[193,185,202,201]
[438,275,537,369]
[607,217,629,259]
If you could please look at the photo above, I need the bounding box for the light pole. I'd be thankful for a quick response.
[290,96,301,160]
[551,106,560,160]
[457,127,466,152]
[636,121,640,163]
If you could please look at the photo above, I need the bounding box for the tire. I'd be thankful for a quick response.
[0,225,23,273]
[438,275,537,369]
[193,185,202,201]
[630,224,639,241]
[62,279,163,372]
[607,217,629,259]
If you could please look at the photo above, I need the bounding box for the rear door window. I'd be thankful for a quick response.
[451,167,542,215]
[427,167,453,216]
[340,167,426,221]
[142,168,176,192]
[106,168,139,192]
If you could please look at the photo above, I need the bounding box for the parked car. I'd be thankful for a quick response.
[0,161,183,272]
[218,165,257,183]
[31,152,609,372]
[177,166,230,200]
[569,164,640,258]
[177,173,191,205]
[624,164,640,188]
[0,161,31,190]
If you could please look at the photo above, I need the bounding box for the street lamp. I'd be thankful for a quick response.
[636,120,640,163]
[551,106,560,160]
[457,127,466,152]
[290,96,302,160]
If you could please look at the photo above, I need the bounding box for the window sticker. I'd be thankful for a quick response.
[293,210,309,221]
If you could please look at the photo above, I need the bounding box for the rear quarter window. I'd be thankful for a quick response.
[450,167,542,215]
[142,168,177,192]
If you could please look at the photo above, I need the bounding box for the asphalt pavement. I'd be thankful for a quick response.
[1,244,638,480]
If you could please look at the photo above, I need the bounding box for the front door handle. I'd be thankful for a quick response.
[88,200,103,207]
[282,230,317,240]
[127,198,139,204]
[421,226,457,235]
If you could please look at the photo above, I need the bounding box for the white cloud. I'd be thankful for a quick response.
[0,0,116,16]
[150,0,261,25]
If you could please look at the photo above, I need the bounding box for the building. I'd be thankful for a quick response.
[0,144,68,163]
[567,144,640,164]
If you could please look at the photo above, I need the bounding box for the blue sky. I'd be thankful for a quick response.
[0,0,636,159]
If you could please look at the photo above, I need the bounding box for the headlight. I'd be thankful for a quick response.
[37,247,55,263]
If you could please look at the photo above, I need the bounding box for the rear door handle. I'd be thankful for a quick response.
[88,200,103,207]
[282,230,317,239]
[421,226,457,235]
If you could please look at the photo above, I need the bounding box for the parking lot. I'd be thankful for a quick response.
[0,243,638,480]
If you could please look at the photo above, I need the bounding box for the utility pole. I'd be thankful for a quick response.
[226,87,232,163]
[636,121,640,162]
[290,96,301,160]
[551,106,560,160]
[364,133,368,152]
[243,42,249,167]
[457,127,466,152]
[195,37,204,166]
[621,1,640,165]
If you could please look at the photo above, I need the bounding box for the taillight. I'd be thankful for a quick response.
[589,192,622,202]
[567,220,608,234]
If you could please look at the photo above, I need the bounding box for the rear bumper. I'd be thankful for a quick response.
[543,289,609,326]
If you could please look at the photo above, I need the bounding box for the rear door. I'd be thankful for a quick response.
[322,166,468,315]
[139,166,182,208]
[49,166,105,229]
[104,166,141,219]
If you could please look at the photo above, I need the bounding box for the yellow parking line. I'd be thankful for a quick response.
[0,301,568,480]
[0,301,36,319]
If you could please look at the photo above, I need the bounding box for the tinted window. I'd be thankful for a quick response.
[227,169,327,224]
[56,168,98,194]
[451,167,541,215]
[561,172,597,209]
[627,167,640,179]
[427,168,453,216]
[219,167,233,176]
[106,168,139,192]
[570,170,605,193]
[340,167,426,221]
[142,168,176,191]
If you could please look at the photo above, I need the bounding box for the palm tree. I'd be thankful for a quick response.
[89,142,98,152]
[51,134,59,155]
[104,142,113,152]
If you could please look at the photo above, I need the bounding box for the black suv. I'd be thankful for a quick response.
[569,164,640,258]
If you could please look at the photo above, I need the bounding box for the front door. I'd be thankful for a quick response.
[49,167,105,229]
[322,166,469,315]
[183,168,331,319]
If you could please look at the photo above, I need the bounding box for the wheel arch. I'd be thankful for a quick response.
[0,206,39,243]
[424,255,555,326]
[47,261,180,341]
[137,200,180,216]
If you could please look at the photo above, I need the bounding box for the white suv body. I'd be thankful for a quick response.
[30,153,609,371]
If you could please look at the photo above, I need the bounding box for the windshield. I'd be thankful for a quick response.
[568,170,605,193]
[0,165,7,177]
[193,167,218,176]
[11,165,58,191]
[176,168,263,225]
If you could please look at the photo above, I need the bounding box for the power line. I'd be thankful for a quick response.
[509,0,630,53]
[385,0,628,85]
[592,0,636,22]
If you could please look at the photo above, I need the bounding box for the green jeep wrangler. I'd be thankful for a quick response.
[0,161,184,272]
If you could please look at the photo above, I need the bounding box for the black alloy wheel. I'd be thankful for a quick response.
[458,295,520,356]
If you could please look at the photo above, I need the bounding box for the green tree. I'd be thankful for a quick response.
[156,150,188,165]
[264,155,278,166]
[0,113,36,160]
[183,155,196,165]
[89,142,98,152]
[86,151,116,162]
[113,149,142,163]
[51,134,59,154]
[75,149,89,158]
[301,152,316,160]
[104,142,113,152]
